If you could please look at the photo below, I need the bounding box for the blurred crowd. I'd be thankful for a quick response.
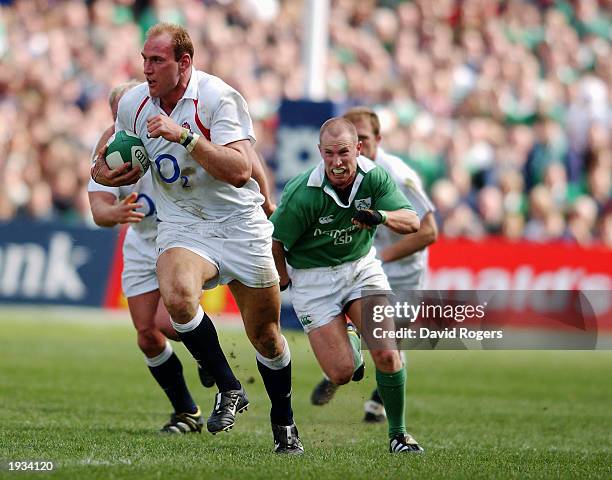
[0,0,610,247]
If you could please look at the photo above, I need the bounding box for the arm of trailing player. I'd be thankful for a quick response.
[381,208,420,234]
[373,167,419,234]
[88,191,144,227]
[379,211,437,262]
[271,240,291,288]
[251,152,276,217]
[379,179,438,261]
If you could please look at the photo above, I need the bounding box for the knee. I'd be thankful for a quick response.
[156,317,180,341]
[250,322,284,358]
[137,329,166,357]
[325,362,354,386]
[159,324,180,342]
[161,287,198,322]
[371,350,401,371]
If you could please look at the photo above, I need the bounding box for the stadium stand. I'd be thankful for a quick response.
[0,0,609,246]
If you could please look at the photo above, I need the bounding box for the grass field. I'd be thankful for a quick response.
[1,307,611,479]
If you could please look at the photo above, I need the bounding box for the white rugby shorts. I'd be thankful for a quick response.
[156,209,279,289]
[290,248,390,333]
[122,228,159,297]
[385,269,427,292]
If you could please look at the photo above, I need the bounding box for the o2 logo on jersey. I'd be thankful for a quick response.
[154,153,191,188]
[136,193,156,217]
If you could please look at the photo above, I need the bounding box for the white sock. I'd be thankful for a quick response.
[171,305,204,334]
[256,335,291,370]
[145,341,173,367]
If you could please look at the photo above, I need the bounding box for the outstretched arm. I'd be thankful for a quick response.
[89,191,144,227]
[352,208,420,234]
[378,212,438,263]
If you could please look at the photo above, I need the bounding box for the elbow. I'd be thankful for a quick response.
[232,174,249,188]
[422,215,439,246]
[424,224,438,246]
[93,216,114,228]
[404,214,420,234]
[91,210,114,228]
[231,165,252,188]
[90,210,104,227]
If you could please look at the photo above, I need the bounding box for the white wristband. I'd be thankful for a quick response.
[186,132,200,153]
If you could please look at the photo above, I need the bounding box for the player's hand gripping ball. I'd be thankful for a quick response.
[105,130,150,177]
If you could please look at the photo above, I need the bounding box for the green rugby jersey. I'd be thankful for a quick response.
[270,157,413,269]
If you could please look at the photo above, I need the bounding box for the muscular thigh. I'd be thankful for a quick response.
[229,281,281,356]
[347,295,398,351]
[307,315,354,374]
[127,289,162,333]
[156,247,217,302]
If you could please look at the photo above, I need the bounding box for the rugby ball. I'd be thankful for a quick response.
[105,130,150,175]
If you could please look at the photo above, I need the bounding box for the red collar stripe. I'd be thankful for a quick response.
[133,96,150,133]
[193,99,211,140]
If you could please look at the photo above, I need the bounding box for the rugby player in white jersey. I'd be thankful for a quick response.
[271,118,424,453]
[91,23,302,454]
[89,81,219,434]
[310,107,438,423]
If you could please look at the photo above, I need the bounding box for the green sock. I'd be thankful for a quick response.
[347,328,362,372]
[376,367,407,439]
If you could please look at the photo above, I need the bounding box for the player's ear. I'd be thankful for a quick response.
[178,54,191,73]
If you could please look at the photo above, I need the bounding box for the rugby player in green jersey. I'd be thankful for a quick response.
[270,117,424,454]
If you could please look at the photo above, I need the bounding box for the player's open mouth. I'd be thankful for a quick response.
[147,80,156,87]
[331,168,346,175]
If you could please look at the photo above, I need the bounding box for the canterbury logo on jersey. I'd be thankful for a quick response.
[318,215,334,224]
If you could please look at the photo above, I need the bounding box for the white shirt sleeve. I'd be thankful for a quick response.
[209,89,255,146]
[87,177,120,196]
[403,183,435,220]
[115,94,132,133]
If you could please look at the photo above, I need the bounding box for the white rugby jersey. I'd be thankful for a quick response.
[88,164,158,243]
[372,148,435,284]
[115,69,263,225]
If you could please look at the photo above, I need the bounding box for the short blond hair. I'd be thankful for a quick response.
[108,80,141,109]
[146,22,194,61]
[319,117,358,143]
[343,106,381,136]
